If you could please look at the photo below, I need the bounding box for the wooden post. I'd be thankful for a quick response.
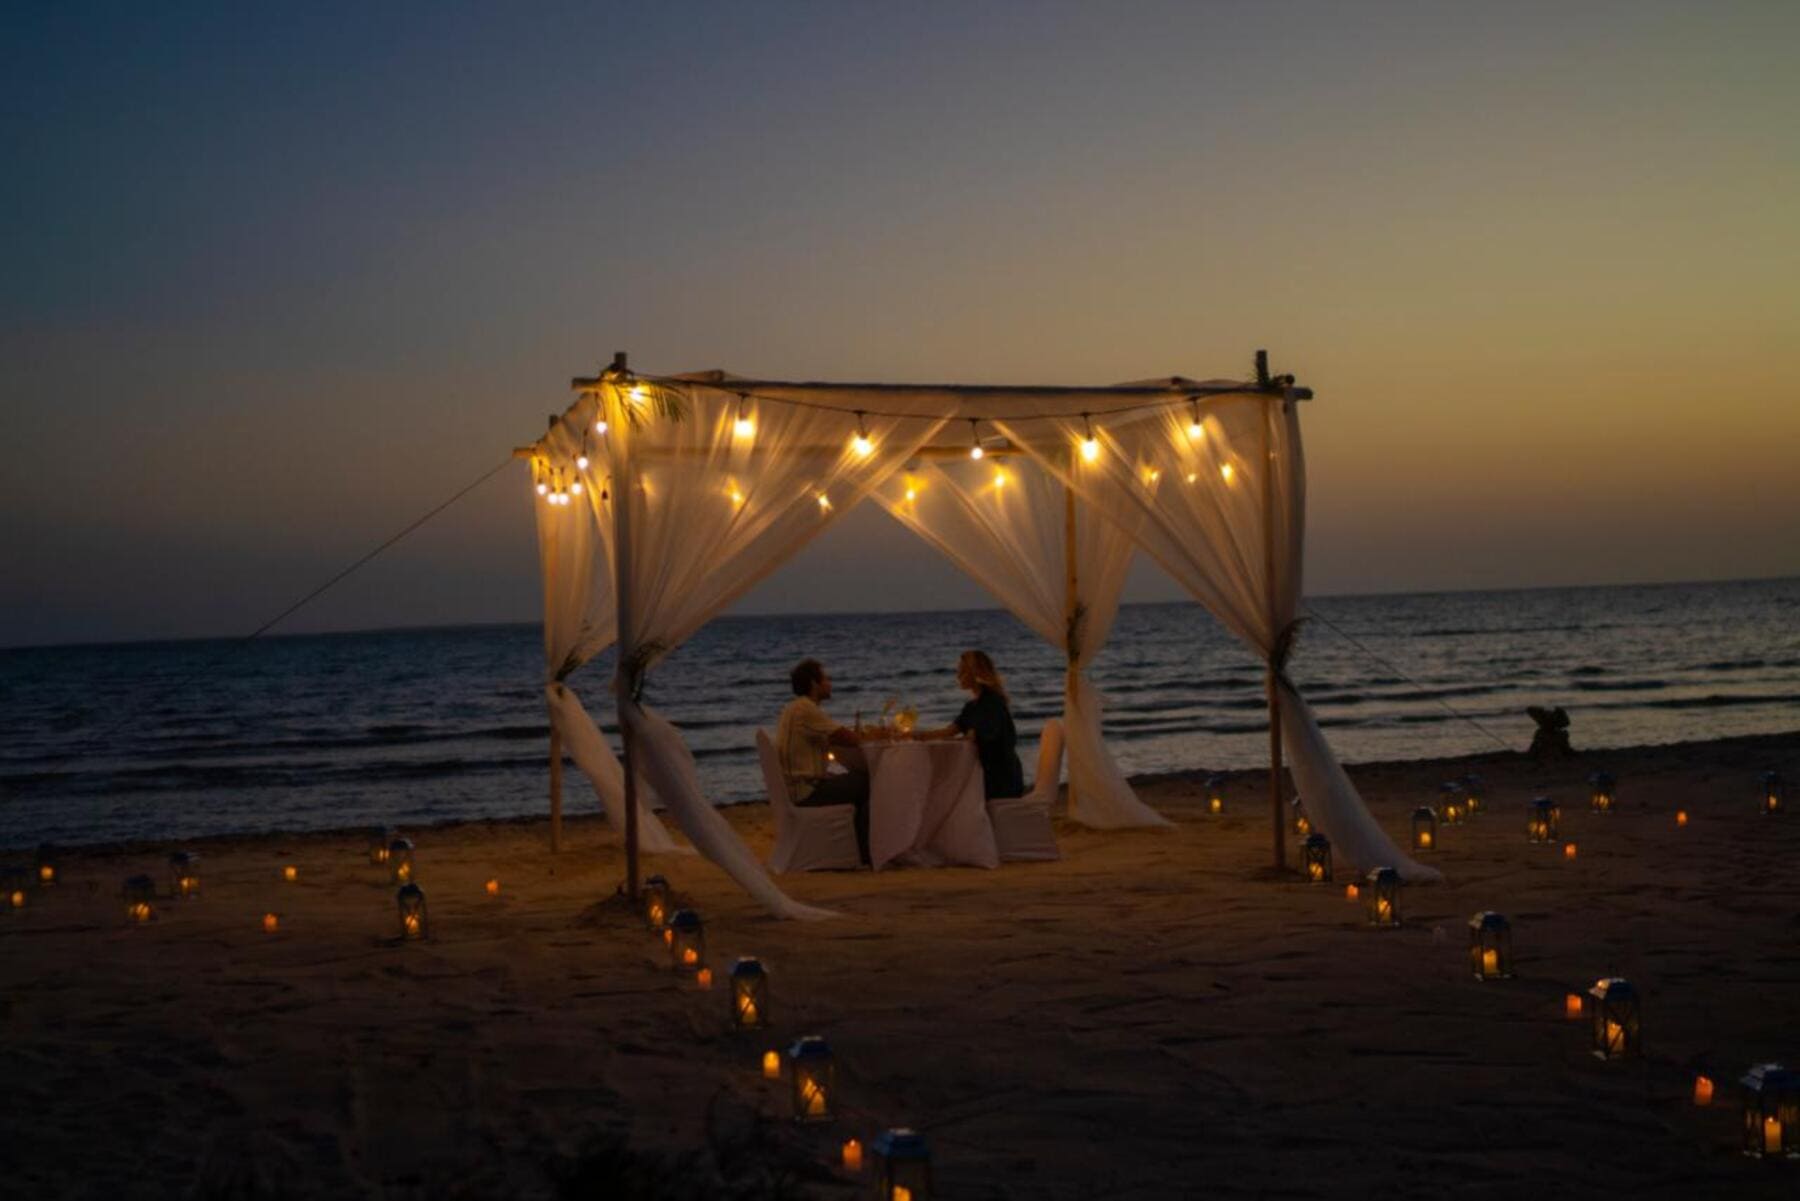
[607,355,642,900]
[1063,471,1080,817]
[548,725,564,853]
[1257,352,1285,872]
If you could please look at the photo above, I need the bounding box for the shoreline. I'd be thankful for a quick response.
[14,727,1797,859]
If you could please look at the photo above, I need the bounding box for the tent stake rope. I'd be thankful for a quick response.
[1300,603,1517,754]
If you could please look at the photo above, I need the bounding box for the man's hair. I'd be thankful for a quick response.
[790,658,825,697]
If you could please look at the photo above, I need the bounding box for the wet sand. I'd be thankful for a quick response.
[3,730,1797,1198]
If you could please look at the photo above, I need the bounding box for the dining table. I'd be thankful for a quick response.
[855,737,999,870]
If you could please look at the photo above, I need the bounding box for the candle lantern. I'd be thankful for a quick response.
[367,826,396,866]
[1410,807,1437,852]
[1587,977,1642,1060]
[1204,774,1226,816]
[396,882,428,940]
[1439,782,1465,826]
[1527,797,1558,844]
[2,866,29,911]
[667,908,704,972]
[642,874,672,930]
[1761,771,1784,816]
[1740,1063,1800,1159]
[35,845,59,887]
[1364,867,1401,928]
[388,838,415,884]
[729,957,770,1029]
[124,874,157,923]
[870,1127,934,1200]
[1589,772,1616,814]
[1467,911,1513,980]
[169,851,201,899]
[1301,833,1332,884]
[1290,797,1311,837]
[787,1036,835,1123]
[1462,774,1485,818]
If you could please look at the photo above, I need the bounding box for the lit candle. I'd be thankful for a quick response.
[1417,831,1433,849]
[1307,861,1324,882]
[130,901,153,924]
[485,878,500,897]
[1481,948,1499,977]
[403,913,421,938]
[894,1189,913,1201]
[648,901,665,926]
[1692,1075,1713,1106]
[663,927,674,946]
[1344,883,1359,901]
[762,1050,780,1080]
[842,1138,862,1173]
[282,865,298,883]
[7,889,24,910]
[1376,898,1393,923]
[696,967,713,989]
[738,996,760,1025]
[177,876,198,898]
[1766,1116,1783,1156]
[801,1077,827,1117]
[681,946,698,967]
[1676,810,1688,827]
[1563,842,1577,860]
[1605,1020,1625,1055]
[1564,993,1583,1019]
[38,864,55,884]
[395,861,412,884]
[1209,797,1222,814]
[262,912,280,934]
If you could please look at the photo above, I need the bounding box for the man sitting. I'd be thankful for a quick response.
[776,658,870,865]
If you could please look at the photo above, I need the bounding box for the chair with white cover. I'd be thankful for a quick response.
[756,729,863,873]
[989,718,1063,862]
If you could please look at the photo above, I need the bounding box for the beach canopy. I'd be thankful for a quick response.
[527,360,1438,918]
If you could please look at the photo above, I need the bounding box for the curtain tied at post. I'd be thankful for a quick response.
[1269,618,1304,686]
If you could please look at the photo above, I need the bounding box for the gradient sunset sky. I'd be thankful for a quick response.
[3,2,1796,646]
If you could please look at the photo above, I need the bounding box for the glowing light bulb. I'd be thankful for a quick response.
[1188,419,1204,438]
[993,470,1006,487]
[1080,437,1100,462]
[595,418,608,435]
[851,433,874,457]
[817,493,831,511]
[1221,463,1236,483]
[570,480,584,495]
[970,444,985,460]
[735,415,754,436]
[904,488,917,502]
[729,489,745,506]
[629,384,648,404]
[1186,472,1199,484]
[576,454,590,470]
[536,482,548,496]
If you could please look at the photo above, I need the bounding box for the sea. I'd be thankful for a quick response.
[2,578,1797,850]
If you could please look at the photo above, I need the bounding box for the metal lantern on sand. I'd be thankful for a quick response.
[1588,977,1641,1060]
[667,908,704,972]
[1589,771,1616,814]
[1438,781,1465,826]
[1205,774,1226,816]
[642,874,672,930]
[1527,797,1558,844]
[388,838,415,884]
[788,1036,835,1123]
[123,874,156,923]
[870,1127,934,1200]
[1761,770,1784,816]
[729,957,769,1029]
[396,882,428,940]
[1410,806,1437,852]
[1468,911,1512,980]
[367,826,396,866]
[1741,1063,1800,1159]
[1290,797,1310,836]
[1461,774,1484,817]
[1364,867,1401,928]
[1301,833,1332,883]
[169,851,201,899]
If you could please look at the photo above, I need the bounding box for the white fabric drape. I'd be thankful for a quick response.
[877,456,1168,828]
[593,379,955,919]
[999,392,1439,881]
[532,467,681,853]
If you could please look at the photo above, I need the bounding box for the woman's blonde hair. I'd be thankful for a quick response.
[958,649,1008,705]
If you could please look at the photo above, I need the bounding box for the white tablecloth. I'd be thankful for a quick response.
[861,739,999,870]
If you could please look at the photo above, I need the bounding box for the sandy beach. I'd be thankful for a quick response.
[4,730,1797,1199]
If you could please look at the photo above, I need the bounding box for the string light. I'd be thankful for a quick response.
[594,417,608,435]
[734,396,754,438]
[1187,399,1204,439]
[1221,462,1236,484]
[1080,414,1100,463]
[850,411,874,458]
[993,469,1006,488]
[570,477,584,496]
[968,418,984,460]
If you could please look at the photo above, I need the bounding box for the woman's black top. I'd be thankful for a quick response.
[953,686,1025,800]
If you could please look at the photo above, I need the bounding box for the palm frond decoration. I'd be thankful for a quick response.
[613,379,688,429]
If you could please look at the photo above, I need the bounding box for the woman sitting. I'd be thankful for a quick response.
[917,650,1025,800]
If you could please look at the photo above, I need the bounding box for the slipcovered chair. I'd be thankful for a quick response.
[988,718,1063,862]
[756,730,863,872]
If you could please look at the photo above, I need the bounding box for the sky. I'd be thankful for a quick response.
[3,2,1796,647]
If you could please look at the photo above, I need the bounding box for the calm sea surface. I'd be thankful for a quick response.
[3,578,1797,849]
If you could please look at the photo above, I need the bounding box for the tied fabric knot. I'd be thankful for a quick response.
[1064,601,1088,669]
[616,641,666,703]
[1269,618,1304,685]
